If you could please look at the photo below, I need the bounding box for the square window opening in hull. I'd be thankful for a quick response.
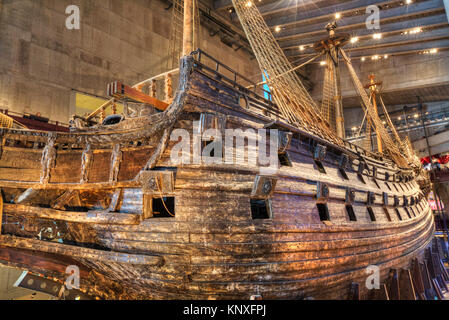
[152,197,175,218]
[317,203,330,221]
[251,199,272,219]
[278,152,292,167]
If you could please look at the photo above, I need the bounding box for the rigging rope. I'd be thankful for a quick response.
[340,48,408,167]
[156,178,175,217]
[232,0,342,146]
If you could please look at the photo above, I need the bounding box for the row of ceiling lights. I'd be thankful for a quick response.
[320,48,439,66]
[273,0,415,34]
[351,113,423,131]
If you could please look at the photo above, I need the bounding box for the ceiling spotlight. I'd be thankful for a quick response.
[373,33,382,39]
[245,1,253,7]
[320,61,327,66]
[382,121,387,125]
[409,27,422,34]
[335,13,341,19]
[430,48,438,54]
[371,55,380,60]
[406,0,413,4]
[384,54,389,59]
[274,26,281,33]
[350,37,359,44]
[361,57,366,62]
[299,45,305,51]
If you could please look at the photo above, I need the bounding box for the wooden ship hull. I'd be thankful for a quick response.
[0,52,435,299]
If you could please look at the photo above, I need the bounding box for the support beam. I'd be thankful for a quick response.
[276,0,445,42]
[399,269,417,300]
[287,25,449,57]
[291,39,449,61]
[0,235,163,265]
[183,0,193,55]
[444,0,449,22]
[3,204,141,225]
[107,81,169,111]
[282,14,449,50]
[215,0,317,14]
[266,0,390,28]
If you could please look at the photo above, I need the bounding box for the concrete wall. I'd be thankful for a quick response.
[309,50,449,102]
[0,0,259,123]
[0,265,52,300]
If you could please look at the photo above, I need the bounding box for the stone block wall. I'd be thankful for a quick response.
[0,0,259,123]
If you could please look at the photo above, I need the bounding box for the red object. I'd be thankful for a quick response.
[439,155,449,165]
[420,155,449,165]
[11,115,69,132]
[421,157,431,165]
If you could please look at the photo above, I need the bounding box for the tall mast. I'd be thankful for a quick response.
[314,22,348,139]
[182,0,193,56]
[364,75,383,154]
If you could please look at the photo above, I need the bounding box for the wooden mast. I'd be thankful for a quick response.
[182,0,193,56]
[365,74,383,154]
[315,22,349,139]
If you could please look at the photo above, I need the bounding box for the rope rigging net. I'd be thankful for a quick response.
[167,0,201,70]
[230,0,416,168]
[231,0,342,146]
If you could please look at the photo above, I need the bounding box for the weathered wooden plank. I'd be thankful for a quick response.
[0,235,163,266]
[3,204,141,225]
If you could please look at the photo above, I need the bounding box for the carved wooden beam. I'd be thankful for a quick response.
[51,190,79,211]
[107,81,169,111]
[15,188,40,205]
[366,283,389,300]
[109,144,122,184]
[0,235,163,265]
[0,246,92,278]
[3,204,141,225]
[40,134,57,184]
[399,269,417,300]
[386,268,400,300]
[80,143,93,184]
[108,189,124,212]
[411,258,426,300]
